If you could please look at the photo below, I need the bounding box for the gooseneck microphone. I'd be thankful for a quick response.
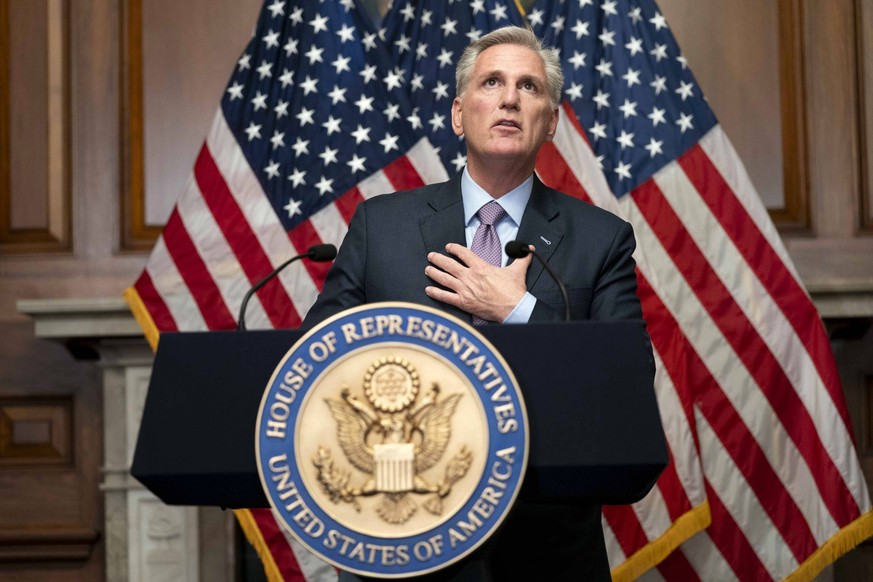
[237,243,337,331]
[505,240,571,322]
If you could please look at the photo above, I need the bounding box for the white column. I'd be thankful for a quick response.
[17,298,222,582]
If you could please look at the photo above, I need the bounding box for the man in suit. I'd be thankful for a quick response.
[305,26,644,581]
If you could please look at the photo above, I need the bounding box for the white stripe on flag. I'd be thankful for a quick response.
[632,483,673,542]
[679,531,739,582]
[699,127,801,283]
[651,349,705,506]
[405,137,450,185]
[176,174,272,330]
[279,516,338,582]
[357,168,395,199]
[637,565,667,582]
[695,407,799,579]
[145,237,208,331]
[601,516,627,571]
[310,202,350,250]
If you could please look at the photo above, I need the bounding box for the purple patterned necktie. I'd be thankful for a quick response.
[470,200,507,325]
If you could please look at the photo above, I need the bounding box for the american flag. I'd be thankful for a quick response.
[125,0,447,578]
[125,0,448,342]
[125,0,873,581]
[526,0,873,580]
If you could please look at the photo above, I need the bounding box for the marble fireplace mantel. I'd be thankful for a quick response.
[17,297,209,582]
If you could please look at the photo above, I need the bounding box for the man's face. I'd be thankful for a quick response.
[451,43,559,170]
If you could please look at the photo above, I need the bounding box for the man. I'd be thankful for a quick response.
[305,26,645,580]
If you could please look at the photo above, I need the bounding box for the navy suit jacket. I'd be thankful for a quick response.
[305,173,643,580]
[304,173,643,327]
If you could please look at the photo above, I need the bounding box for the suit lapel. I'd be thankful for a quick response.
[517,176,564,291]
[417,174,565,318]
[420,174,466,253]
[419,175,470,321]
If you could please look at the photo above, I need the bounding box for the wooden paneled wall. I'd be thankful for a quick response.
[0,0,257,580]
[0,323,103,581]
[859,0,873,231]
[0,0,70,253]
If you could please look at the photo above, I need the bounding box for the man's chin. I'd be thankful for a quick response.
[480,143,530,161]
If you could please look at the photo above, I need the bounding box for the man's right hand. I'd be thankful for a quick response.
[423,243,533,323]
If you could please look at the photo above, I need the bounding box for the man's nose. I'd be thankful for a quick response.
[499,85,520,109]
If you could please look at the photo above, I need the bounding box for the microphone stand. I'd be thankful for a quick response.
[505,240,571,322]
[237,244,336,331]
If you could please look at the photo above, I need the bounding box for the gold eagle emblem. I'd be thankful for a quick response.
[314,356,472,524]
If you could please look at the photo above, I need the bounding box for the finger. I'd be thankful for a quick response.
[425,285,462,308]
[428,251,467,276]
[508,244,535,271]
[424,265,460,290]
[508,252,534,272]
[445,243,484,266]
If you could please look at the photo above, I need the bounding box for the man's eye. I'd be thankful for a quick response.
[485,78,497,86]
[522,82,536,91]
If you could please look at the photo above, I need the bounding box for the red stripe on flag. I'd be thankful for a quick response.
[381,154,426,191]
[335,186,365,224]
[603,504,650,558]
[678,146,848,429]
[696,377,820,560]
[656,546,702,582]
[658,448,695,521]
[134,270,178,332]
[193,146,301,329]
[561,100,592,145]
[162,209,237,329]
[632,269,697,431]
[535,142,593,203]
[288,220,331,291]
[702,480,773,582]
[632,179,859,527]
[249,509,304,580]
[636,272,819,561]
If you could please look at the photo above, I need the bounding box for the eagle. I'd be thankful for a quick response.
[321,384,465,523]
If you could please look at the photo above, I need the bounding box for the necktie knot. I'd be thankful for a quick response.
[476,201,506,227]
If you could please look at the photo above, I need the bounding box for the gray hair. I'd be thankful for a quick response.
[455,26,563,109]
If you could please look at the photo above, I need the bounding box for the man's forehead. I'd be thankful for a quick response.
[473,44,546,77]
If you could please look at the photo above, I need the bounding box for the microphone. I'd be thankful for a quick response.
[505,240,571,322]
[237,244,337,330]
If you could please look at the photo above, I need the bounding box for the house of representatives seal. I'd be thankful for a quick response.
[255,302,529,578]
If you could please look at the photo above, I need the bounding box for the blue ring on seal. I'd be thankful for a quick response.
[255,302,529,578]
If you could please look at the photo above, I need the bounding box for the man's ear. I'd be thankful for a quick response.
[451,97,464,138]
[545,106,559,142]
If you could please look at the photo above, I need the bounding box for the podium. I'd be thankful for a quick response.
[132,320,666,508]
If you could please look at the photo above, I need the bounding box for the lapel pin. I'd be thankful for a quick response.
[540,235,552,245]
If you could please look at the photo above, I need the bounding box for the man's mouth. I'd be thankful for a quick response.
[495,120,520,129]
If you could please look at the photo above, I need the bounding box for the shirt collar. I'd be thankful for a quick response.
[461,167,533,227]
